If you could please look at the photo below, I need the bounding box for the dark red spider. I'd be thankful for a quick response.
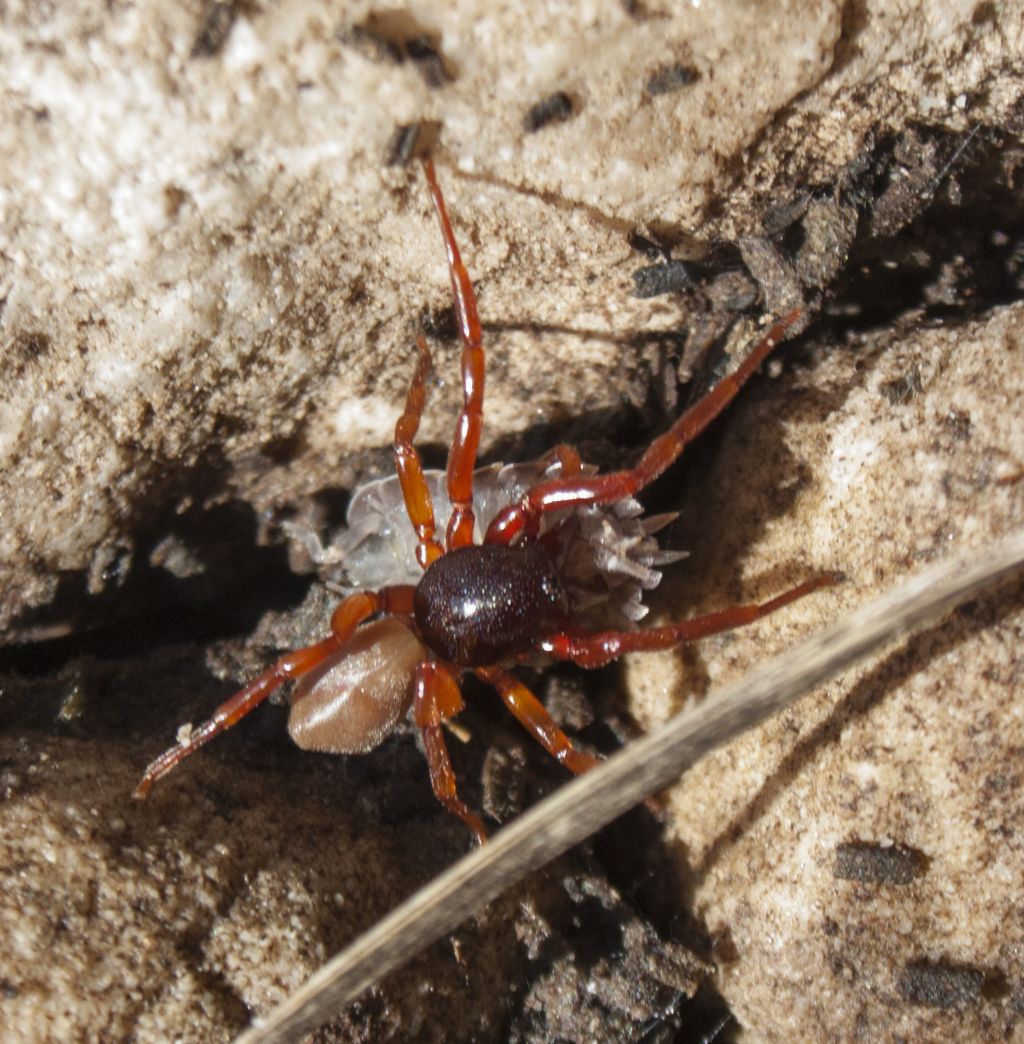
[135,157,836,842]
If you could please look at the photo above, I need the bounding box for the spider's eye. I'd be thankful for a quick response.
[540,574,562,604]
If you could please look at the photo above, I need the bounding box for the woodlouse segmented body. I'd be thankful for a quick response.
[135,157,837,843]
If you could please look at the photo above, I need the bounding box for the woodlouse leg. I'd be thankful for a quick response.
[475,665,601,775]
[394,333,444,568]
[422,156,485,551]
[413,661,487,844]
[485,309,804,545]
[540,572,842,668]
[133,586,416,798]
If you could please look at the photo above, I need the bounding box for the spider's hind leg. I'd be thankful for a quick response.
[540,571,842,668]
[134,587,415,797]
[475,666,601,775]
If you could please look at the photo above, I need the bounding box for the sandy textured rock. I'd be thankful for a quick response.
[627,305,1024,1040]
[0,637,701,1041]
[1,0,1022,1041]
[2,0,1020,630]
[0,725,527,1042]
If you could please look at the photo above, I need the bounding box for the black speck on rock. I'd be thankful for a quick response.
[898,959,984,1009]
[834,841,927,885]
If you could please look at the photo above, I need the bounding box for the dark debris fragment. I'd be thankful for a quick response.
[632,260,695,298]
[761,191,812,239]
[480,740,528,824]
[386,123,422,167]
[524,92,575,133]
[834,840,927,884]
[737,235,803,316]
[385,121,441,167]
[646,63,699,97]
[510,866,708,1042]
[880,367,924,406]
[628,229,668,260]
[9,329,52,378]
[404,35,451,88]
[342,23,404,64]
[943,407,972,440]
[731,122,1024,341]
[791,198,860,289]
[898,959,985,1009]
[342,15,454,86]
[191,1,237,58]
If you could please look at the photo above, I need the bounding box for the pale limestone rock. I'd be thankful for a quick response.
[628,305,1024,1040]
[1,1,1022,1040]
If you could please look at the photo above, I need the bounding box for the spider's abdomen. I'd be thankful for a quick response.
[414,543,568,667]
[288,618,425,754]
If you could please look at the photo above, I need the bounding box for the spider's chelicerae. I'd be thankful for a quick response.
[135,157,837,842]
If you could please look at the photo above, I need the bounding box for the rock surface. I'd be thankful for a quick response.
[3,0,1020,631]
[628,305,1024,1041]
[1,0,1022,1041]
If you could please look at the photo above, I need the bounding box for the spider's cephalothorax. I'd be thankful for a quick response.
[135,157,837,843]
[414,543,568,666]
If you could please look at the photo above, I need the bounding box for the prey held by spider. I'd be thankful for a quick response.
[134,157,838,843]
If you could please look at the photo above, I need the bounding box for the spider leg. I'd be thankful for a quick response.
[543,442,583,476]
[485,309,803,545]
[413,661,487,844]
[422,156,485,551]
[475,665,601,775]
[539,572,841,668]
[134,586,416,797]
[395,333,445,568]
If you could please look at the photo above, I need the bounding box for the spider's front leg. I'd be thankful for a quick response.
[422,156,485,550]
[133,586,415,797]
[485,309,804,545]
[394,333,444,568]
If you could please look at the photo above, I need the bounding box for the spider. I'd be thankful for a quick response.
[134,157,837,842]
